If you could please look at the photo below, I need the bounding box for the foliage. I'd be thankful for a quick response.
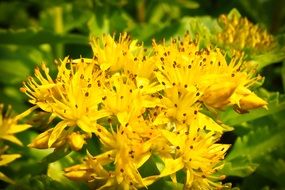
[0,0,285,189]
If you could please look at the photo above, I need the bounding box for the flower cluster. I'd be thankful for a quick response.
[0,104,32,183]
[216,11,275,53]
[21,33,267,189]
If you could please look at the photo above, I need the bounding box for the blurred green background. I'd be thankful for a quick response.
[1,0,285,189]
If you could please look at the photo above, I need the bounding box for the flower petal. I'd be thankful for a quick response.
[7,124,31,134]
[0,154,21,166]
[1,135,22,146]
[0,172,14,184]
[48,121,68,147]
[159,157,184,177]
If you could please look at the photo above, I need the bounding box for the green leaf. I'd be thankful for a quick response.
[282,62,285,92]
[39,3,93,34]
[221,124,285,177]
[258,157,285,187]
[87,15,110,36]
[0,28,88,45]
[132,22,177,45]
[227,125,285,161]
[253,49,285,70]
[0,59,30,84]
[176,0,199,9]
[240,148,285,189]
[6,175,72,190]
[171,15,221,49]
[139,155,161,178]
[220,156,258,177]
[162,181,184,190]
[148,179,184,190]
[41,146,71,164]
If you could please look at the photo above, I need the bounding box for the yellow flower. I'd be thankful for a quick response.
[22,57,110,148]
[22,33,268,189]
[0,153,21,183]
[65,121,155,189]
[157,128,230,189]
[0,104,33,183]
[90,33,132,72]
[230,86,268,113]
[217,11,275,53]
[101,74,159,126]
[153,86,201,126]
[22,34,161,149]
[0,104,32,146]
[28,128,66,149]
[153,33,267,112]
[21,64,56,112]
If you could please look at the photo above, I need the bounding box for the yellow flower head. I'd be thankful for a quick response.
[217,11,275,53]
[0,104,32,146]
[21,33,269,189]
[22,34,163,150]
[153,33,267,112]
[101,73,159,127]
[90,33,132,72]
[0,104,33,183]
[28,128,80,150]
[157,127,230,190]
[65,121,155,190]
[153,86,201,126]
[0,152,21,184]
[22,57,111,149]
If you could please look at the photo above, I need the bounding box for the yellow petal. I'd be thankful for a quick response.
[159,157,184,177]
[185,169,194,188]
[153,113,170,125]
[239,93,268,110]
[1,135,22,146]
[202,81,237,109]
[142,175,160,187]
[28,128,52,149]
[0,172,15,184]
[64,163,88,173]
[14,106,37,120]
[161,130,181,147]
[154,72,171,88]
[117,112,129,127]
[68,132,85,151]
[48,121,68,147]
[7,124,31,134]
[135,151,152,168]
[170,173,177,183]
[97,178,116,190]
[0,154,21,166]
[64,170,89,181]
[196,113,230,133]
[77,118,94,133]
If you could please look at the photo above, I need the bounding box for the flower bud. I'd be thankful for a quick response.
[68,132,85,151]
[28,129,53,149]
[239,93,267,110]
[64,169,88,181]
[202,82,237,109]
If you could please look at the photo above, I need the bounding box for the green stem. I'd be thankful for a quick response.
[282,61,285,92]
[53,6,64,58]
[137,0,145,23]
